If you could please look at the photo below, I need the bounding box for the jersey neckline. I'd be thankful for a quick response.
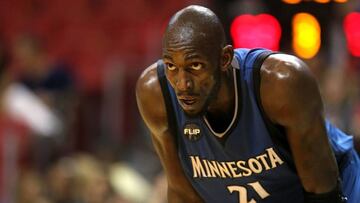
[202,57,241,139]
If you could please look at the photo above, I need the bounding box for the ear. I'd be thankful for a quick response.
[220,45,234,72]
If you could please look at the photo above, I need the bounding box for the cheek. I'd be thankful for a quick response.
[199,77,216,93]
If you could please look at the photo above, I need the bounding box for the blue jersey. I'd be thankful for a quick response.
[157,48,360,203]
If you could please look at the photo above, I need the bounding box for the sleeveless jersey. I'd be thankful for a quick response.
[157,48,356,203]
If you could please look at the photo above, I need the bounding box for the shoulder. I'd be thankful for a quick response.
[259,53,323,126]
[260,54,314,94]
[136,62,168,135]
[261,53,310,81]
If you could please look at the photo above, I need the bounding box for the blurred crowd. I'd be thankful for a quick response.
[0,26,167,203]
[0,0,359,203]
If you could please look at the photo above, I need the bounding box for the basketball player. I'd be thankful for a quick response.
[136,5,360,203]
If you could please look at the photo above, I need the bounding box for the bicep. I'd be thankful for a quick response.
[136,64,168,135]
[260,54,338,193]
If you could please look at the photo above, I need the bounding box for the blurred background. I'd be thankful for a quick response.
[0,0,359,202]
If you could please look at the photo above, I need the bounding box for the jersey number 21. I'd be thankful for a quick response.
[227,181,270,203]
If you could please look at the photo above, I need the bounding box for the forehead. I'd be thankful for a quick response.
[167,24,196,43]
[162,44,208,60]
[163,29,216,60]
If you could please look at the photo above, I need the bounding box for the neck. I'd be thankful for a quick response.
[206,67,235,118]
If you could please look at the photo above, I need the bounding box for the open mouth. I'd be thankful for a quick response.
[180,98,196,105]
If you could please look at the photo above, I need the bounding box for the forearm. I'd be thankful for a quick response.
[287,125,339,193]
[279,113,338,193]
[168,188,185,203]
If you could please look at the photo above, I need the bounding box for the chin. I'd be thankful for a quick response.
[183,107,206,118]
[184,111,199,118]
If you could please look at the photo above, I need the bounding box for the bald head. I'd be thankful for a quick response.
[163,5,226,54]
[160,6,234,117]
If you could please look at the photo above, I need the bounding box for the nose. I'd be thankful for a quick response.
[176,70,193,91]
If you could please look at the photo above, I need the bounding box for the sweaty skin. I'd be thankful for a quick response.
[136,5,339,202]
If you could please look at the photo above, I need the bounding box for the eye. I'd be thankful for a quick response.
[166,63,177,71]
[190,63,202,70]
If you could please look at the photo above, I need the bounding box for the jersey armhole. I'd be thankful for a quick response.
[156,60,179,147]
[252,51,297,171]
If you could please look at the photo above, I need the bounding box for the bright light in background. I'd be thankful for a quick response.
[314,0,330,3]
[282,0,301,4]
[344,12,360,57]
[292,13,321,59]
[283,0,347,3]
[230,14,281,51]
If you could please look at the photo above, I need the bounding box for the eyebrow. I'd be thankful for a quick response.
[184,53,201,60]
[162,51,204,61]
[162,54,173,60]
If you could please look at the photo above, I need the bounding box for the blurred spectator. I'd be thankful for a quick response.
[45,153,133,203]
[321,67,353,132]
[16,169,52,203]
[7,34,75,138]
[71,153,111,203]
[109,162,151,203]
[4,33,76,171]
[0,37,33,203]
[46,157,76,203]
[0,33,76,202]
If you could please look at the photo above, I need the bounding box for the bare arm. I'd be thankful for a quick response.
[136,63,202,203]
[260,54,339,193]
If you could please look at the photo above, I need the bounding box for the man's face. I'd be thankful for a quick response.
[163,41,221,117]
